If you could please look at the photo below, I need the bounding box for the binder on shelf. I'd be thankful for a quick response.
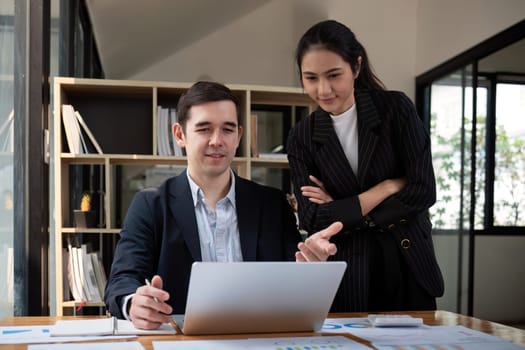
[157,106,169,156]
[81,244,102,302]
[74,111,103,154]
[66,239,107,303]
[91,251,107,300]
[61,248,71,300]
[67,241,85,302]
[157,106,183,156]
[61,105,82,154]
[61,105,103,154]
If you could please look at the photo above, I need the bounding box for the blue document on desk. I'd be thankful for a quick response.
[28,342,144,350]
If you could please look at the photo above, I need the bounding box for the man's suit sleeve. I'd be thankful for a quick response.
[104,189,160,318]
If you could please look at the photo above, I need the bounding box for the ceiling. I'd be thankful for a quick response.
[85,0,270,78]
[85,1,525,79]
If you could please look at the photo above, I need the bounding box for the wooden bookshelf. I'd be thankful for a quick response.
[52,77,312,315]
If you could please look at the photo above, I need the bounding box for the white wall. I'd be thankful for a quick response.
[474,236,525,323]
[130,0,525,96]
[416,0,525,75]
[130,0,418,95]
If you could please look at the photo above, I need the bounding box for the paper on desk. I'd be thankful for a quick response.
[153,335,370,350]
[114,319,176,335]
[322,318,518,347]
[51,317,176,337]
[28,341,144,350]
[0,325,133,344]
[376,343,525,350]
[51,318,114,336]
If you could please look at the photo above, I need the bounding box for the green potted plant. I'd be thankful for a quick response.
[74,192,96,228]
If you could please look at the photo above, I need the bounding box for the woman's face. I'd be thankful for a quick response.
[301,48,360,115]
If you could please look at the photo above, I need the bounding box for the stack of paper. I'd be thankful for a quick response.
[66,241,106,303]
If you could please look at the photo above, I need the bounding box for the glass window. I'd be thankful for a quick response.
[0,1,14,318]
[493,83,525,226]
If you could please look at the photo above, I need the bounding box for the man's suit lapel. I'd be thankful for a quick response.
[167,171,202,261]
[235,176,260,261]
[355,90,381,187]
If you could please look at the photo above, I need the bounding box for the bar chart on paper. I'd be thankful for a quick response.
[153,336,370,350]
[265,335,368,350]
[262,336,369,350]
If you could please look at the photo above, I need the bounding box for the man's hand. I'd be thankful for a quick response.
[129,275,173,330]
[301,175,334,204]
[295,222,342,262]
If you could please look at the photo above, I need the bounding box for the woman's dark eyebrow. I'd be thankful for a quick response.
[302,67,343,75]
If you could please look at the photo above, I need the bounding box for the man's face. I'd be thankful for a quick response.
[174,100,242,181]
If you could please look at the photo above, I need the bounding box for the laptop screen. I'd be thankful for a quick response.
[177,261,347,335]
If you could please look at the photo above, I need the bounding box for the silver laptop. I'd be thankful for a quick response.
[173,261,346,335]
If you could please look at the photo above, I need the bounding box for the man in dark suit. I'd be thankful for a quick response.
[105,81,342,330]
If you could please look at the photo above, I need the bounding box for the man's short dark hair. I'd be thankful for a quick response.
[176,81,241,130]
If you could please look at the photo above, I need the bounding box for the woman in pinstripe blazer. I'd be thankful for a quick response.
[288,20,444,312]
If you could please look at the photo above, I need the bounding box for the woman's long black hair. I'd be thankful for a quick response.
[296,20,386,91]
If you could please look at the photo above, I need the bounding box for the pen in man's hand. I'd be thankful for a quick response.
[144,278,159,302]
[144,278,183,334]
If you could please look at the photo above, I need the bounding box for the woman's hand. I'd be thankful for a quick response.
[301,175,333,204]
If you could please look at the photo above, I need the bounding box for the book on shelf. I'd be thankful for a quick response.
[157,106,169,156]
[90,251,107,300]
[81,244,102,302]
[157,106,183,156]
[61,248,71,300]
[62,105,82,154]
[257,144,287,159]
[66,241,81,302]
[256,152,288,159]
[74,111,103,154]
[66,239,107,303]
[73,245,90,301]
[67,243,85,302]
[61,105,103,154]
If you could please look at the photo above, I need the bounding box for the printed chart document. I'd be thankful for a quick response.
[0,325,133,345]
[153,336,369,350]
[51,317,176,337]
[29,341,144,350]
[321,318,524,349]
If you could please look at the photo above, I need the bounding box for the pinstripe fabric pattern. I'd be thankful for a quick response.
[287,89,444,312]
